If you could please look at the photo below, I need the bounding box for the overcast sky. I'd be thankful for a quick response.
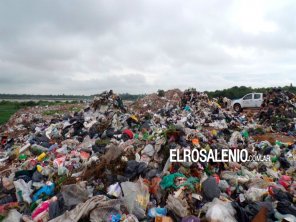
[0,0,296,95]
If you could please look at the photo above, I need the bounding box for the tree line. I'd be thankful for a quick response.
[205,85,296,99]
[1,85,295,101]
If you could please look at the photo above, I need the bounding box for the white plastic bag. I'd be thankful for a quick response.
[206,198,237,222]
[121,178,150,220]
[13,179,33,204]
[244,187,267,202]
[3,209,22,222]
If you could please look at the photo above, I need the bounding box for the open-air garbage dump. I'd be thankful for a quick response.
[1,88,296,222]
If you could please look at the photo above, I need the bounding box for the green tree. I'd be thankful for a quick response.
[157,89,165,97]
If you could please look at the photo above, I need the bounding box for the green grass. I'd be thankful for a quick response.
[0,103,19,125]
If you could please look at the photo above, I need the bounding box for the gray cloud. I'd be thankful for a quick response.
[0,0,296,94]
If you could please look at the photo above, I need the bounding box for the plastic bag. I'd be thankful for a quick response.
[141,144,155,157]
[148,207,167,217]
[181,216,200,222]
[218,180,230,192]
[61,183,89,208]
[107,182,122,198]
[202,177,220,201]
[121,178,150,220]
[13,179,33,204]
[266,168,279,179]
[32,182,55,202]
[160,173,185,190]
[3,209,22,222]
[32,200,50,221]
[228,131,244,147]
[166,194,189,218]
[205,198,236,222]
[244,187,267,202]
[220,171,237,181]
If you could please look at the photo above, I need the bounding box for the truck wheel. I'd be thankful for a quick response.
[233,103,241,112]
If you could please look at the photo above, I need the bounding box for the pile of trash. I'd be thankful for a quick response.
[0,89,296,222]
[0,104,83,140]
[256,88,296,134]
[130,89,182,113]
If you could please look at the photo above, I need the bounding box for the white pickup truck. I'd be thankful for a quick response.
[231,93,264,112]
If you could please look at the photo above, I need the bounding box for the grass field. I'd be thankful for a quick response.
[0,103,19,125]
[0,100,79,125]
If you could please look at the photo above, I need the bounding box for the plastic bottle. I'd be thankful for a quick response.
[30,144,47,155]
[37,152,46,161]
[19,143,30,153]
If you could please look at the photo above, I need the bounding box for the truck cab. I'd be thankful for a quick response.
[231,93,263,112]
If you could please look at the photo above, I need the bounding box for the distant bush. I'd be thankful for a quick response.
[119,93,145,101]
[157,89,165,97]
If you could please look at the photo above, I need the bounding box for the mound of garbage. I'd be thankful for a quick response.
[256,88,296,134]
[0,89,296,222]
[130,89,182,113]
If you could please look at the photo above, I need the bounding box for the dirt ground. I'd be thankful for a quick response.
[252,133,295,144]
